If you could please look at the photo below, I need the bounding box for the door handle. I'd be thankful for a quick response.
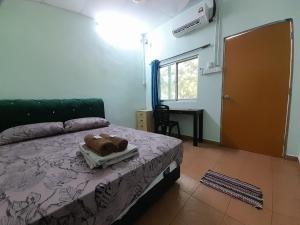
[223,95,231,100]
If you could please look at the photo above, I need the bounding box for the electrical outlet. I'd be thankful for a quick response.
[202,66,222,75]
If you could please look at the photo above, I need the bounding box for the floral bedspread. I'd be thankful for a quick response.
[0,125,182,225]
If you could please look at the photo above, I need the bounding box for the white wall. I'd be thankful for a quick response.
[145,0,221,142]
[0,0,146,128]
[145,0,300,156]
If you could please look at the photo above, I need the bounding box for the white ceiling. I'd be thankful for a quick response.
[30,0,201,31]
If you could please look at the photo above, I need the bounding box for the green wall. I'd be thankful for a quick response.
[0,0,145,128]
[145,0,300,157]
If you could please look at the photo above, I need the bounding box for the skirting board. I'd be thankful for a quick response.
[181,135,299,162]
[181,135,220,145]
[285,155,300,162]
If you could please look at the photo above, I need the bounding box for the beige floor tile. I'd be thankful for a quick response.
[134,140,300,225]
[260,183,273,210]
[212,164,242,178]
[271,212,300,225]
[273,194,300,219]
[191,145,224,161]
[176,173,200,195]
[134,185,190,225]
[273,172,300,200]
[170,196,225,225]
[192,183,230,212]
[212,150,247,178]
[226,198,272,225]
[237,151,272,179]
[182,142,223,162]
[221,215,245,225]
[181,156,215,180]
[271,157,300,178]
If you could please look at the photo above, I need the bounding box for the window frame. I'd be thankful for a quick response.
[159,55,199,102]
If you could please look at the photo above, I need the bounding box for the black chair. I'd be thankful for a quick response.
[153,105,181,138]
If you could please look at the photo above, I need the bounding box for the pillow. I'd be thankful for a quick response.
[64,117,110,133]
[0,122,64,146]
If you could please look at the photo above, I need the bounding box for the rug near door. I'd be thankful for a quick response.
[200,170,263,209]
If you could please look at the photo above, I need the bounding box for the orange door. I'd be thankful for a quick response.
[221,20,293,157]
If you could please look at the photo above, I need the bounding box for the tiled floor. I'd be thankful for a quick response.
[134,141,300,225]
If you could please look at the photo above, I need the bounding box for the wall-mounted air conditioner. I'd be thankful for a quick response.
[172,0,216,38]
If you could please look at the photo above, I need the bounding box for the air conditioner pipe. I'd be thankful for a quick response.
[214,0,222,67]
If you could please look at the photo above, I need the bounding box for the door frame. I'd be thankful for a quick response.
[220,19,294,157]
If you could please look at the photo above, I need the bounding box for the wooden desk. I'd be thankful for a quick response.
[169,108,204,146]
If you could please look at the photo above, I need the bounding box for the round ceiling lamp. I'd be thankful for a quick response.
[132,0,146,4]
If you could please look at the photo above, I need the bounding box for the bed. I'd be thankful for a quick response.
[0,99,183,225]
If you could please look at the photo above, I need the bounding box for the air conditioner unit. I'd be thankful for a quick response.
[172,1,215,38]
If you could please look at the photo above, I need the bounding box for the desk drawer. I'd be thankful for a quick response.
[137,122,147,131]
[136,110,153,132]
[137,120,146,127]
[137,112,146,119]
[137,118,145,124]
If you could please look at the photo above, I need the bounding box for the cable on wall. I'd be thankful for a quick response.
[141,33,148,87]
[209,0,217,23]
[214,0,222,66]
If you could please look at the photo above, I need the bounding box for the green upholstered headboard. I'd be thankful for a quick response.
[0,98,105,132]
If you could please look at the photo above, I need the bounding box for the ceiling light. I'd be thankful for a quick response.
[132,0,145,4]
[95,11,148,50]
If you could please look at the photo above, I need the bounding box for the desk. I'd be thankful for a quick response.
[169,108,204,146]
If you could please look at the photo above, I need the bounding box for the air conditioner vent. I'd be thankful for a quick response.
[172,0,216,38]
[173,18,201,35]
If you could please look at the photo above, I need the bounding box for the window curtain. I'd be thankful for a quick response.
[151,59,160,110]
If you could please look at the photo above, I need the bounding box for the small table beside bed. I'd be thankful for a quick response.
[0,99,183,225]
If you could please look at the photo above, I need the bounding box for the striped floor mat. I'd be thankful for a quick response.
[200,170,263,209]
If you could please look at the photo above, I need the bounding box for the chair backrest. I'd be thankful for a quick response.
[154,105,170,126]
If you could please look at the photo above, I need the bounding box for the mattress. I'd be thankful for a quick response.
[0,124,182,225]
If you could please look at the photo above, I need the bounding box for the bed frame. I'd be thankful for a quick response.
[0,98,105,132]
[0,98,180,224]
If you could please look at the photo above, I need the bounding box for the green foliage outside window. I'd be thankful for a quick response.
[159,57,198,101]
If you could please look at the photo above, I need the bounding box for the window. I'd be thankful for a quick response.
[160,57,198,101]
[160,64,176,100]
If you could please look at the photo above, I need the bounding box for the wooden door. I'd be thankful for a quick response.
[221,20,293,157]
